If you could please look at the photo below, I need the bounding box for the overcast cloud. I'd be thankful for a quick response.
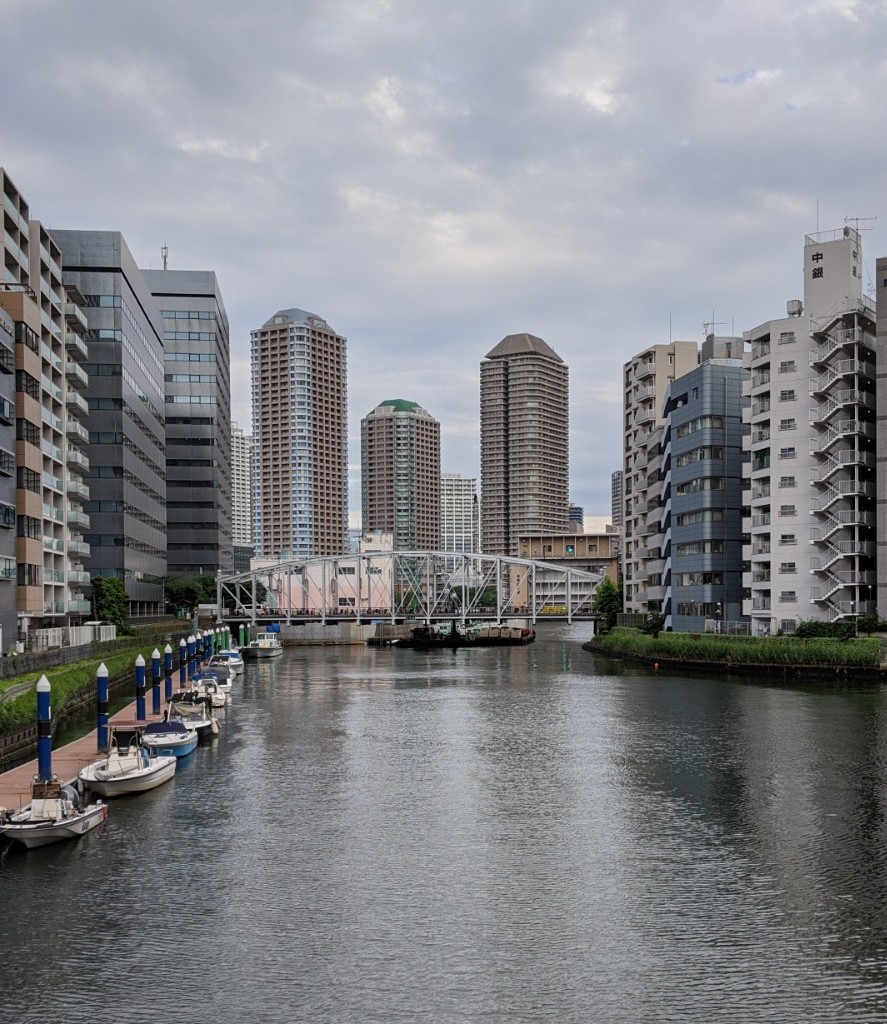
[3,0,887,522]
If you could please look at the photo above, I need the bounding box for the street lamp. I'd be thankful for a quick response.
[715,601,723,634]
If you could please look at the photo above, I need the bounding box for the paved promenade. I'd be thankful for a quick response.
[0,697,170,811]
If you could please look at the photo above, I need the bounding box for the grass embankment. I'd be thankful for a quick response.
[590,627,881,669]
[0,646,162,734]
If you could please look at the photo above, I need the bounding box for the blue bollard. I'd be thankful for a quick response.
[135,654,146,721]
[36,675,52,782]
[151,649,161,715]
[179,638,187,689]
[164,644,173,702]
[187,635,196,679]
[96,662,109,752]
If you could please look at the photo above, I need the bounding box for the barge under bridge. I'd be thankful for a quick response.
[216,552,605,627]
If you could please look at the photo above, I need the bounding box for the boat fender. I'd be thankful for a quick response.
[210,718,220,735]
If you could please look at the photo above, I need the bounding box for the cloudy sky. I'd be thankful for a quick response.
[3,0,887,523]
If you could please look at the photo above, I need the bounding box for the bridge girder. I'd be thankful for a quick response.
[216,552,604,626]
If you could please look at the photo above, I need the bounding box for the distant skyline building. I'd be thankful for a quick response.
[480,333,569,556]
[440,474,478,555]
[361,399,440,550]
[610,471,623,528]
[251,308,348,559]
[143,268,232,578]
[231,421,253,571]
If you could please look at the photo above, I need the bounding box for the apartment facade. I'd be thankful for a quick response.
[231,421,253,572]
[143,268,232,578]
[744,227,875,634]
[52,229,167,618]
[660,349,745,631]
[361,399,440,550]
[480,333,569,556]
[622,341,699,613]
[440,474,478,556]
[0,170,94,642]
[251,308,347,559]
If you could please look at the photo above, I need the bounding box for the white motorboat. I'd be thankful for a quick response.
[240,632,284,660]
[203,660,234,692]
[168,695,220,740]
[211,649,244,674]
[0,779,107,849]
[141,718,198,759]
[190,673,230,708]
[79,726,176,798]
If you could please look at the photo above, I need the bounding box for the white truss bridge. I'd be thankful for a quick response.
[216,551,605,625]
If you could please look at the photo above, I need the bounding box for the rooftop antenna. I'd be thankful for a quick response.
[703,310,726,340]
[844,215,877,234]
[161,244,168,271]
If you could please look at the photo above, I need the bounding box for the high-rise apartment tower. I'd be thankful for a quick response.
[251,308,347,559]
[480,333,569,556]
[361,399,440,550]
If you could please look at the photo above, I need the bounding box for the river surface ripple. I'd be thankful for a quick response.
[2,624,887,1023]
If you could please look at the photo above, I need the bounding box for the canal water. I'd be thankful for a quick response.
[2,624,887,1023]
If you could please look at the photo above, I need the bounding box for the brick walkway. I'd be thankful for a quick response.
[0,698,170,811]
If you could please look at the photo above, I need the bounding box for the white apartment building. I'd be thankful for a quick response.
[744,227,875,634]
[231,422,253,548]
[622,341,699,613]
[440,474,478,555]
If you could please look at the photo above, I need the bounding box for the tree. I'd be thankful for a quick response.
[165,574,217,615]
[90,576,128,627]
[593,576,622,634]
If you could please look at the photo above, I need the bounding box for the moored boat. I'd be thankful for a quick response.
[211,649,244,674]
[79,725,177,798]
[141,717,199,759]
[240,632,284,660]
[168,694,220,740]
[398,622,536,648]
[0,780,107,849]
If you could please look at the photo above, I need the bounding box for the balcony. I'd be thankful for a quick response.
[65,361,88,389]
[68,569,91,585]
[635,361,656,381]
[67,600,91,614]
[67,509,90,530]
[66,449,89,472]
[67,479,90,500]
[66,419,89,444]
[68,540,91,557]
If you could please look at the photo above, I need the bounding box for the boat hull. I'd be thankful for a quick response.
[0,802,108,849]
[142,732,198,759]
[240,645,283,660]
[79,756,177,798]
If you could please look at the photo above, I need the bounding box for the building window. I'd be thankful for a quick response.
[779,505,797,516]
[0,503,14,528]
[779,419,797,430]
[779,476,796,488]
[778,447,796,460]
[778,332,796,345]
[779,534,797,545]
[780,591,797,603]
[779,390,796,401]
[778,361,796,373]
[779,562,796,574]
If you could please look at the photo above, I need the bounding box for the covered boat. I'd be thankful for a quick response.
[0,780,107,849]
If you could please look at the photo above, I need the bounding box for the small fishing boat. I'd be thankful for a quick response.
[202,662,233,693]
[190,673,230,707]
[211,649,244,674]
[79,725,176,798]
[168,694,220,740]
[0,779,107,849]
[141,717,198,759]
[240,632,284,660]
